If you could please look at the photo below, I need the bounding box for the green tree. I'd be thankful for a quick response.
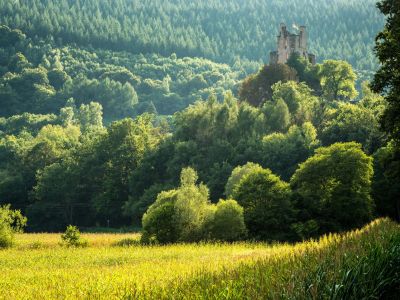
[290,142,374,236]
[372,142,400,221]
[76,102,103,133]
[287,53,321,93]
[371,0,400,144]
[0,205,27,248]
[370,0,400,221]
[47,68,70,90]
[319,60,358,101]
[320,103,384,153]
[232,168,293,241]
[141,167,210,244]
[225,162,263,198]
[173,167,210,241]
[262,122,319,180]
[271,81,320,125]
[239,64,298,107]
[100,69,141,86]
[359,81,387,119]
[29,158,89,232]
[60,225,88,247]
[90,116,162,226]
[123,183,173,226]
[0,25,25,47]
[141,195,178,244]
[8,53,31,73]
[209,199,246,241]
[141,167,246,243]
[263,98,291,132]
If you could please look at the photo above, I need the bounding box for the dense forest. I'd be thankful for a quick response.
[1,1,400,299]
[0,0,399,244]
[0,0,383,71]
[1,25,256,120]
[1,23,398,238]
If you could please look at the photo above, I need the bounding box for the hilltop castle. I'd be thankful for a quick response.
[269,23,316,65]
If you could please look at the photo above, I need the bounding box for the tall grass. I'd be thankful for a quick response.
[0,218,398,299]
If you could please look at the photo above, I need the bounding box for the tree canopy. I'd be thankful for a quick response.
[0,5,394,236]
[0,0,383,70]
[290,142,374,237]
[371,0,400,221]
[232,168,294,241]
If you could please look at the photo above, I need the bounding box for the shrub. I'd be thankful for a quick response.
[0,205,27,248]
[28,241,44,249]
[209,199,247,241]
[61,225,88,247]
[141,168,210,244]
[0,225,13,249]
[113,238,140,247]
[142,168,247,244]
[141,197,178,244]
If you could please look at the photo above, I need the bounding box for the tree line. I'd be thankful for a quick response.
[1,0,399,241]
[0,50,397,238]
[0,0,383,71]
[1,25,255,122]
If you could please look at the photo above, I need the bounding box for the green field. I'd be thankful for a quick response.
[0,219,399,299]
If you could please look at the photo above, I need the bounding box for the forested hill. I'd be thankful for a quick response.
[0,0,383,71]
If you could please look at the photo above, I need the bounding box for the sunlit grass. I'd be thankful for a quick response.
[0,218,399,299]
[14,232,141,249]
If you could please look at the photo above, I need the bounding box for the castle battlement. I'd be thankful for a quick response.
[270,23,316,65]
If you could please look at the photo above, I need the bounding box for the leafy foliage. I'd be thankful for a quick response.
[0,25,250,120]
[225,162,263,199]
[262,122,320,180]
[290,142,374,237]
[372,142,400,221]
[0,16,392,236]
[60,225,88,247]
[371,0,400,143]
[0,0,383,70]
[239,64,297,106]
[320,102,385,153]
[371,0,400,221]
[141,168,246,243]
[319,60,358,101]
[232,168,294,241]
[0,204,27,248]
[208,199,247,242]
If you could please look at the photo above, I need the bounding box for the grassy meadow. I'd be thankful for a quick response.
[0,219,399,299]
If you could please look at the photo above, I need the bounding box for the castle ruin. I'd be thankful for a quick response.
[269,23,316,65]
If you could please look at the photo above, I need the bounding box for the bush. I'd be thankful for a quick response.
[28,241,44,249]
[209,199,247,241]
[113,238,140,247]
[0,225,13,249]
[141,168,210,244]
[141,168,247,244]
[141,197,178,244]
[0,205,27,248]
[61,225,88,247]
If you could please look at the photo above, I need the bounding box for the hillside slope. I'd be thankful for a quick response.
[0,0,383,70]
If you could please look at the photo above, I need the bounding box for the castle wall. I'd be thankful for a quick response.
[299,26,307,51]
[269,23,315,65]
[270,51,278,64]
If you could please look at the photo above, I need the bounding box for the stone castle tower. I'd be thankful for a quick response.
[269,23,316,65]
